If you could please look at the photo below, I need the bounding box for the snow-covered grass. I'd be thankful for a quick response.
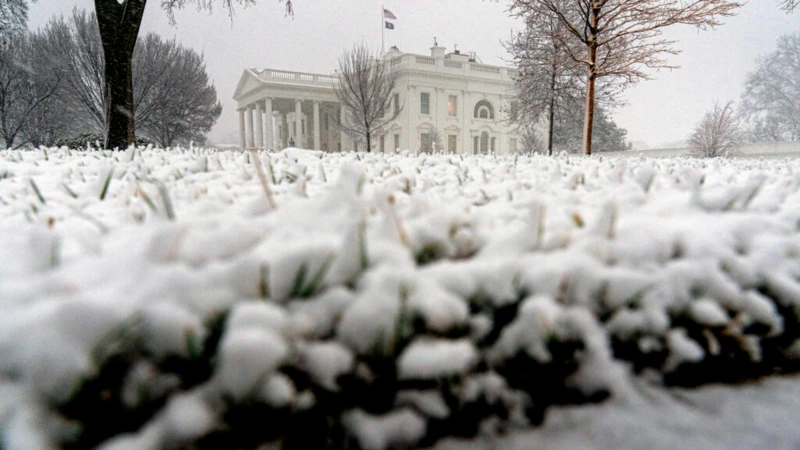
[1,146,800,449]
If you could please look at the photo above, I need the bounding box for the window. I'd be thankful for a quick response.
[510,138,517,154]
[394,133,400,152]
[302,119,305,134]
[394,93,400,116]
[473,100,494,119]
[448,134,457,153]
[324,113,329,131]
[420,133,431,152]
[473,136,479,154]
[380,135,385,153]
[491,137,496,153]
[420,92,430,115]
[480,132,489,154]
[447,95,458,117]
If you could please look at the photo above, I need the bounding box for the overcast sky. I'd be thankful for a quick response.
[28,0,798,148]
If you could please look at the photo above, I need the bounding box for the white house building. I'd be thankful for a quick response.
[233,44,520,154]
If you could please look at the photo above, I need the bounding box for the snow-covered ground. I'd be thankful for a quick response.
[1,146,800,449]
[433,374,800,450]
[604,141,800,158]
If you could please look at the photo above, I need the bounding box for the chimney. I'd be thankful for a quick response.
[385,45,403,59]
[430,37,445,58]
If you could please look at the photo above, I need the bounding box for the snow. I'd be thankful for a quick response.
[2,146,800,447]
[664,328,706,372]
[214,328,289,400]
[297,341,354,390]
[688,298,730,327]
[344,408,427,450]
[431,374,800,450]
[398,338,478,379]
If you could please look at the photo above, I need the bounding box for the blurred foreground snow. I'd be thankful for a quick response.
[1,146,800,448]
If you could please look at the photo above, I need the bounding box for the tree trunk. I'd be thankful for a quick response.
[583,68,596,156]
[365,118,371,153]
[102,50,135,149]
[547,65,556,156]
[94,0,146,150]
[582,6,600,156]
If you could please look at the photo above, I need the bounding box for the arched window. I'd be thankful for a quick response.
[480,132,489,154]
[473,100,494,120]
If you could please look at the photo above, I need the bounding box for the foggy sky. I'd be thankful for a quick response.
[27,0,799,148]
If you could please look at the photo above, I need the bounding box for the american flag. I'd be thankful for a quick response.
[383,8,397,20]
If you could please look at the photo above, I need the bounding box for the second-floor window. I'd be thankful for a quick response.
[394,93,400,116]
[448,95,457,117]
[420,92,430,115]
[474,100,494,120]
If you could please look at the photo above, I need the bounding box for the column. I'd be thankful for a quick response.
[238,109,246,151]
[407,86,415,152]
[295,99,302,147]
[435,88,443,130]
[340,104,349,152]
[246,104,255,150]
[281,113,288,148]
[313,101,321,150]
[264,98,274,150]
[461,91,469,154]
[255,102,264,149]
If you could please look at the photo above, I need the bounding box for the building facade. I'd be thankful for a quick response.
[233,44,519,154]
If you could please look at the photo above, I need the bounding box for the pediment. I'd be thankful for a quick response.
[232,70,265,101]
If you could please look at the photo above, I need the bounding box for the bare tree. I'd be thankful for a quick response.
[0,34,64,149]
[0,0,31,46]
[36,10,221,147]
[506,4,582,155]
[135,34,222,147]
[688,101,742,157]
[740,31,799,142]
[779,0,798,12]
[520,126,546,153]
[36,10,105,134]
[334,44,403,153]
[510,0,742,155]
[19,32,77,147]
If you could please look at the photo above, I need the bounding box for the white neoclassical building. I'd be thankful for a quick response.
[233,44,520,154]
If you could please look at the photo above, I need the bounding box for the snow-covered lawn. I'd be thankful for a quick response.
[1,147,800,449]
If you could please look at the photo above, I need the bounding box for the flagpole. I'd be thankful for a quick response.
[381,4,385,55]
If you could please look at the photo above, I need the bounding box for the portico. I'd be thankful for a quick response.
[234,69,351,151]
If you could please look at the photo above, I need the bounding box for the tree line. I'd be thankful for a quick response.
[687,30,800,157]
[0,8,221,150]
[507,0,746,155]
[508,0,796,157]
